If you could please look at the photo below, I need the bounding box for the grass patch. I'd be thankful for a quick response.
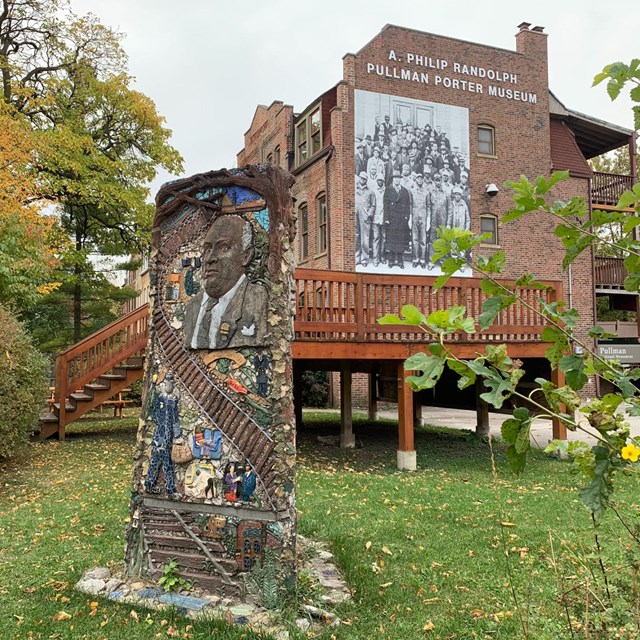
[0,408,638,638]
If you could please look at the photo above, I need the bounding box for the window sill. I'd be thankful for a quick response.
[477,153,497,159]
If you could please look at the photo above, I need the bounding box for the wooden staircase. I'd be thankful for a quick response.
[36,304,150,441]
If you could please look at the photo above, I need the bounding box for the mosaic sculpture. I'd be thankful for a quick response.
[124,166,296,600]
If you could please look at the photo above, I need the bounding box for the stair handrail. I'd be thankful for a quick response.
[55,304,150,427]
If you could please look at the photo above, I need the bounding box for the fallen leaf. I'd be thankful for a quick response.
[423,620,435,631]
[501,522,516,527]
[52,611,72,621]
[130,609,139,622]
[365,541,372,551]
[381,546,393,555]
[379,582,393,588]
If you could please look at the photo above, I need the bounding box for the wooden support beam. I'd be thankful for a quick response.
[397,361,416,470]
[475,378,490,436]
[368,369,378,421]
[551,367,567,440]
[340,362,355,449]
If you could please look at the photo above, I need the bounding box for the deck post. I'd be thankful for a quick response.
[475,378,490,436]
[551,367,567,440]
[368,369,378,421]
[340,362,355,448]
[397,361,416,470]
[293,366,303,429]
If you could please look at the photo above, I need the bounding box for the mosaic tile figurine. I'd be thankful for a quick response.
[241,464,257,502]
[145,375,181,499]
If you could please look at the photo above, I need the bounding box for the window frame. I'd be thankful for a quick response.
[479,214,499,246]
[295,104,322,167]
[299,202,309,261]
[316,192,327,256]
[477,125,496,157]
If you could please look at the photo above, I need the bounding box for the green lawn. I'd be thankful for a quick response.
[1,409,638,639]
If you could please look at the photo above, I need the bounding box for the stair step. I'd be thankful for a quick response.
[99,374,127,381]
[39,412,59,423]
[70,393,93,402]
[126,357,145,367]
[85,383,111,391]
[53,402,75,412]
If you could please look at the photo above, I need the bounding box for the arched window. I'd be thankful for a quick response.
[480,214,499,245]
[274,145,281,167]
[477,125,495,156]
[316,192,327,254]
[299,203,309,260]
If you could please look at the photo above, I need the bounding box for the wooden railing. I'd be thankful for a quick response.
[592,172,635,207]
[55,304,149,428]
[294,269,560,344]
[595,256,627,288]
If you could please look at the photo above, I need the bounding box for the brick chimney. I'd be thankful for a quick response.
[515,22,548,59]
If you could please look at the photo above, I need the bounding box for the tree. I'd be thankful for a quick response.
[0,0,183,335]
[0,102,62,308]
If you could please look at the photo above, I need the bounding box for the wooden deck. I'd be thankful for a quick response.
[293,268,561,360]
[592,171,636,208]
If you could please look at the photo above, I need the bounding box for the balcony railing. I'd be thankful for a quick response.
[592,172,635,207]
[595,256,628,288]
[294,269,561,344]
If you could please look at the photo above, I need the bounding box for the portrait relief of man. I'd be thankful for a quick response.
[183,214,268,350]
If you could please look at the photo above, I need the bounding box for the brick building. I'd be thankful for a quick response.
[236,22,636,468]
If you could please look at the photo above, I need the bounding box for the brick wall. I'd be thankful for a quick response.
[237,101,293,169]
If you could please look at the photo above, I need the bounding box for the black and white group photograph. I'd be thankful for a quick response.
[354,89,472,276]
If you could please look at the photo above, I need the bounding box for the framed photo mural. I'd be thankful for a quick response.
[354,89,471,277]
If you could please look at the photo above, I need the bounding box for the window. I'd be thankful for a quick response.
[274,145,280,167]
[477,125,495,156]
[480,214,498,245]
[266,152,273,164]
[316,193,327,254]
[299,203,309,260]
[295,106,322,166]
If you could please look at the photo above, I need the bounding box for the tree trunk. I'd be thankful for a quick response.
[73,214,83,343]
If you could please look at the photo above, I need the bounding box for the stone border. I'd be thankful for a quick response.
[76,535,350,638]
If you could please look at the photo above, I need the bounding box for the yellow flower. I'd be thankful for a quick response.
[621,444,640,462]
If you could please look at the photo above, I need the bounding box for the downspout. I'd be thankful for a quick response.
[324,144,334,269]
[588,173,600,397]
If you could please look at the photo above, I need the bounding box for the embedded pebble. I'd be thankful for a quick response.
[77,578,106,595]
[86,567,111,581]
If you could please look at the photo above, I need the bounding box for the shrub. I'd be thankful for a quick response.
[0,305,49,458]
[301,370,330,408]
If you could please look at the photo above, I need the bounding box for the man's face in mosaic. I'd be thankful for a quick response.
[202,216,251,299]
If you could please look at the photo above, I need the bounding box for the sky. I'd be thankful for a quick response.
[72,0,639,196]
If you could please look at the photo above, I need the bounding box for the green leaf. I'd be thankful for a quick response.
[478,294,516,331]
[501,417,520,444]
[479,373,515,409]
[378,313,404,325]
[447,359,476,390]
[404,352,445,390]
[587,325,616,339]
[505,446,527,474]
[579,458,613,518]
[400,304,426,326]
[514,420,532,454]
[559,355,588,390]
